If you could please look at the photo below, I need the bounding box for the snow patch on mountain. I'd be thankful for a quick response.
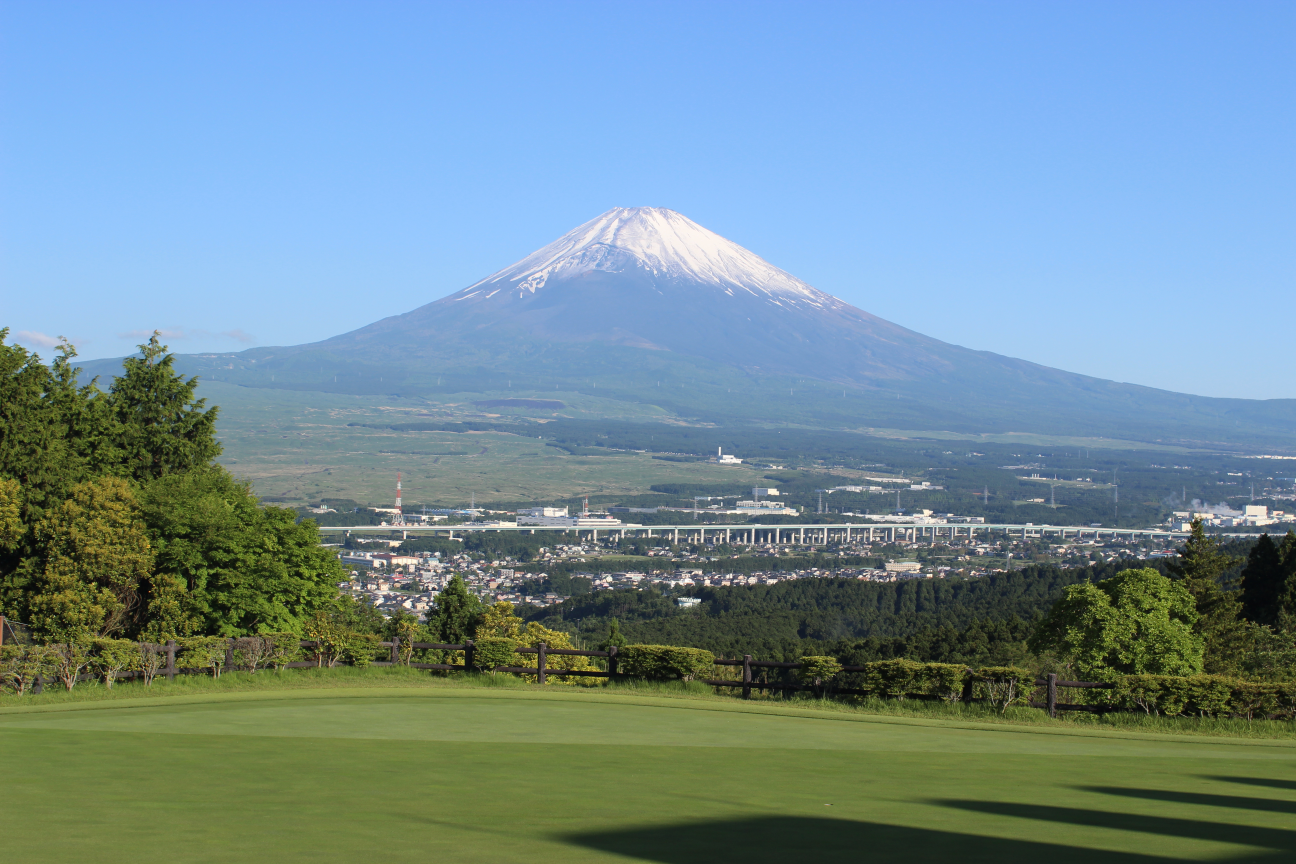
[462,207,842,310]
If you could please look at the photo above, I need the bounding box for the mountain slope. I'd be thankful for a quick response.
[85,207,1296,449]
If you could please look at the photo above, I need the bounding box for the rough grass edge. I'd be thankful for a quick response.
[2,666,1295,740]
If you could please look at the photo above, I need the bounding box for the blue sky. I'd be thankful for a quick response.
[2,1,1292,399]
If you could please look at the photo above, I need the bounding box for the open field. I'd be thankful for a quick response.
[205,381,761,506]
[201,380,1240,511]
[2,674,1294,863]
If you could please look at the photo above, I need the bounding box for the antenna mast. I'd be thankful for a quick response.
[395,472,404,526]
[1113,469,1119,523]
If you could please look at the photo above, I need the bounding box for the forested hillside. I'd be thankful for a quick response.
[527,562,1138,659]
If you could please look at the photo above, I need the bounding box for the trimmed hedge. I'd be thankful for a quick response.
[472,637,519,673]
[1108,675,1296,720]
[619,645,715,681]
[846,660,970,702]
[799,656,843,684]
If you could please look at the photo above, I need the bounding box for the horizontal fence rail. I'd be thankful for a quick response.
[1,620,1120,717]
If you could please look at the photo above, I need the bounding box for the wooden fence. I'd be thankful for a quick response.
[9,626,1103,717]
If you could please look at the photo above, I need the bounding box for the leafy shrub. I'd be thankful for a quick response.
[921,663,971,702]
[327,632,379,668]
[231,636,274,673]
[1113,675,1192,716]
[0,644,54,696]
[620,645,715,682]
[51,640,93,691]
[799,656,843,697]
[517,622,598,685]
[91,639,141,688]
[1228,682,1283,721]
[861,659,924,700]
[265,633,302,670]
[1110,674,1296,720]
[1185,674,1232,717]
[472,637,518,673]
[178,636,228,677]
[305,612,378,667]
[973,666,1034,713]
[137,642,168,686]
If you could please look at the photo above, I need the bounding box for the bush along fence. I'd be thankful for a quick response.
[2,623,1294,721]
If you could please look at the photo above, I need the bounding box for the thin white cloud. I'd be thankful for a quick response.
[118,328,187,340]
[15,330,62,348]
[117,327,253,345]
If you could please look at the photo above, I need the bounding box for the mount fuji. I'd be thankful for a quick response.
[135,207,1294,447]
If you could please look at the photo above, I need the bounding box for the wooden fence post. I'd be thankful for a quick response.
[607,645,618,677]
[1047,673,1058,719]
[165,640,177,681]
[742,654,752,700]
[390,636,400,664]
[464,640,475,672]
[537,642,547,685]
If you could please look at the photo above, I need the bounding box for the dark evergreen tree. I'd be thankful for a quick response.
[1240,534,1284,627]
[428,574,482,643]
[108,333,220,482]
[598,618,628,651]
[1165,518,1244,672]
[1277,531,1296,633]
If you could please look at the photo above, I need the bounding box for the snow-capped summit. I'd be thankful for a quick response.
[459,207,840,311]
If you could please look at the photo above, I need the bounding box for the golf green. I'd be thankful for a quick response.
[1,688,1293,863]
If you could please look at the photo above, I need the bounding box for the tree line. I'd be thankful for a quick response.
[524,525,1296,683]
[0,330,344,642]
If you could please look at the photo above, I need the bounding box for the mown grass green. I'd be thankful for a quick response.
[2,671,1294,863]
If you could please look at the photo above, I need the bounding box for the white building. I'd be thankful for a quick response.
[710,447,743,464]
[733,500,799,516]
[517,505,624,528]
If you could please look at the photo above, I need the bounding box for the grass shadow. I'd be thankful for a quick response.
[1204,776,1296,793]
[1081,786,1296,816]
[562,815,1279,864]
[937,799,1296,853]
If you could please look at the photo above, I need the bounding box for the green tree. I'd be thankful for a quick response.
[1165,519,1246,673]
[135,467,343,636]
[516,621,595,684]
[1240,534,1285,627]
[1031,567,1202,680]
[598,618,628,652]
[20,476,154,641]
[1166,520,1238,612]
[0,333,96,522]
[428,575,482,644]
[1272,531,1296,634]
[477,601,523,639]
[0,477,21,551]
[107,333,220,482]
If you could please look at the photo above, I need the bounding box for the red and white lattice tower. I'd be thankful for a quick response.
[395,472,404,525]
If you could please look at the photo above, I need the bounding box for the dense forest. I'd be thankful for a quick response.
[524,562,1124,659]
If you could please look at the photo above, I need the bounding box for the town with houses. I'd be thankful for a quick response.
[336,525,1190,619]
[323,467,1295,619]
